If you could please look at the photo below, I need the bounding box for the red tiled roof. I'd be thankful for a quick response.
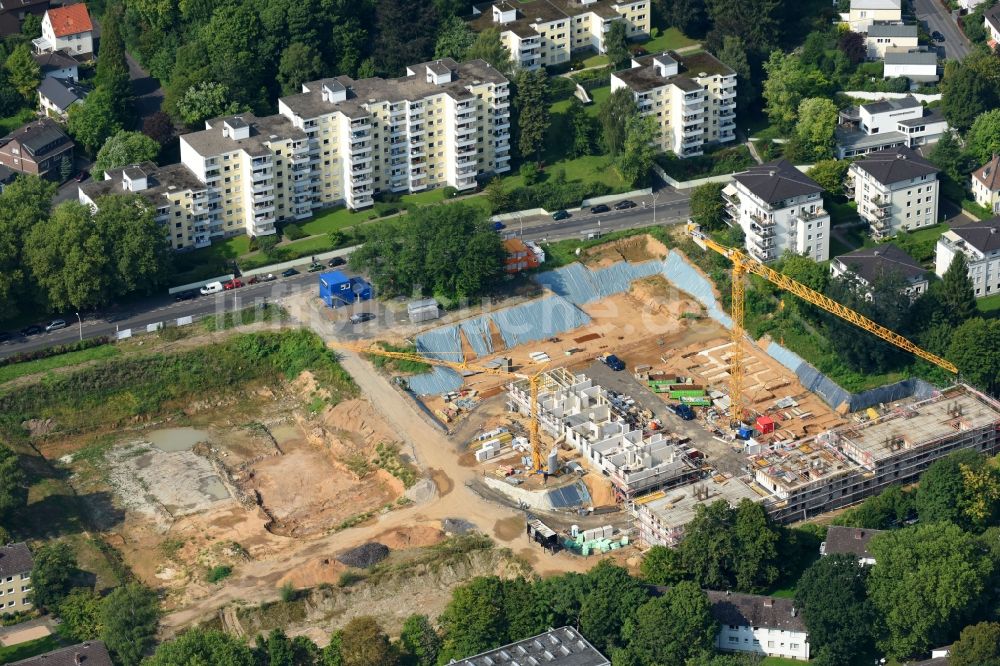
[47,4,91,37]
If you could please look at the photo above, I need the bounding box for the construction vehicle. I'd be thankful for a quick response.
[328,341,551,471]
[686,223,958,421]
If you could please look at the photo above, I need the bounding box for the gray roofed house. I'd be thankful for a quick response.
[38,75,88,116]
[831,243,929,298]
[863,95,921,115]
[851,146,938,185]
[0,117,74,178]
[707,590,811,660]
[884,49,939,82]
[9,641,113,666]
[868,22,918,37]
[949,217,1000,254]
[32,49,78,80]
[885,50,938,66]
[732,159,824,205]
[0,543,33,579]
[451,627,610,666]
[987,4,1000,38]
[819,525,885,564]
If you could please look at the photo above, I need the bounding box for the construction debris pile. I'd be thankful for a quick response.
[336,542,390,568]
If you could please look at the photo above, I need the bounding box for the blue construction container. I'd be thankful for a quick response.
[319,271,372,308]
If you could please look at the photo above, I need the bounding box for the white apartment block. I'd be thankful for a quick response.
[848,0,902,32]
[279,59,510,208]
[469,0,650,70]
[866,22,918,59]
[935,218,1000,298]
[836,96,947,159]
[708,592,811,661]
[725,160,831,263]
[33,3,93,57]
[611,51,736,158]
[972,154,1000,215]
[848,146,939,240]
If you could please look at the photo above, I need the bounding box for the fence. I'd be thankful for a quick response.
[841,91,941,103]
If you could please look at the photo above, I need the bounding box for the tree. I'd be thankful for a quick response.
[599,88,637,157]
[915,449,986,528]
[640,545,687,585]
[438,577,508,660]
[657,0,709,37]
[465,28,513,75]
[434,15,474,60]
[338,616,397,666]
[605,20,629,70]
[620,582,717,666]
[266,628,295,666]
[795,98,838,161]
[951,622,1000,666]
[58,588,104,642]
[146,629,255,666]
[579,561,650,653]
[939,253,977,326]
[176,81,247,129]
[705,0,783,57]
[928,131,965,184]
[278,42,325,96]
[0,445,25,522]
[0,175,55,318]
[398,614,441,666]
[513,69,548,160]
[67,87,124,154]
[93,131,161,177]
[941,61,996,133]
[732,500,780,592]
[568,98,596,157]
[834,486,915,530]
[20,13,42,40]
[762,51,829,133]
[836,30,866,65]
[29,542,77,612]
[806,159,849,197]
[100,583,160,666]
[372,0,439,76]
[867,523,994,659]
[717,36,755,115]
[617,115,656,187]
[965,108,1000,165]
[796,554,878,666]
[484,177,510,214]
[4,44,40,101]
[689,182,727,231]
[949,318,1000,396]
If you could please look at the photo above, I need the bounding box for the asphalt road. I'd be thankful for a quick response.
[913,0,972,60]
[0,190,692,359]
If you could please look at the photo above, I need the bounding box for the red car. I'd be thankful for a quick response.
[223,278,244,290]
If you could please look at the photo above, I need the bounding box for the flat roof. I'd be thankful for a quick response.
[80,161,207,202]
[636,475,761,528]
[452,627,609,666]
[613,50,733,93]
[180,112,306,158]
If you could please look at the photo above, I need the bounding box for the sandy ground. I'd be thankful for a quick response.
[0,624,51,646]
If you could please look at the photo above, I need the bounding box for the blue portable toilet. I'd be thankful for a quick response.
[319,271,372,308]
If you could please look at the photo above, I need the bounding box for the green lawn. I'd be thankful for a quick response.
[761,657,808,666]
[0,108,36,135]
[642,27,699,52]
[582,53,609,68]
[298,206,369,236]
[0,635,64,663]
[978,292,1000,315]
[0,344,120,384]
[503,154,625,192]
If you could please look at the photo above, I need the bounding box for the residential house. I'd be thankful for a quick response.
[9,641,112,666]
[836,95,948,159]
[724,159,831,263]
[0,118,74,179]
[819,525,885,565]
[38,76,87,118]
[848,0,902,32]
[32,49,78,81]
[848,146,939,239]
[0,0,48,38]
[986,5,1000,47]
[972,154,1000,215]
[935,217,1000,298]
[708,591,811,661]
[468,0,650,70]
[883,49,939,83]
[611,50,736,158]
[866,22,918,59]
[503,237,541,273]
[830,243,930,299]
[0,543,33,613]
[451,627,610,666]
[33,3,92,57]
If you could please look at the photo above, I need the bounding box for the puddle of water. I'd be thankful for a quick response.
[146,427,211,452]
[269,424,302,446]
[200,476,231,501]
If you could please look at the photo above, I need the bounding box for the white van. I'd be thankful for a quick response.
[199,281,224,295]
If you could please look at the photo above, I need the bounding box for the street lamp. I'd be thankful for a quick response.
[75,312,82,341]
[651,191,662,226]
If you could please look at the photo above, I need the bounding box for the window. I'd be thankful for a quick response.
[728,637,739,644]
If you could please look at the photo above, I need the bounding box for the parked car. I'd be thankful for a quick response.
[672,403,696,421]
[45,319,67,332]
[603,354,625,371]
[74,170,89,182]
[932,30,945,42]
[614,200,637,210]
[248,273,276,285]
[552,209,571,220]
[223,278,244,290]
[281,268,299,278]
[200,281,224,295]
[307,263,324,273]
[327,257,346,267]
[20,325,42,336]
[350,312,377,324]
[590,204,610,214]
[174,289,198,301]
[492,221,506,231]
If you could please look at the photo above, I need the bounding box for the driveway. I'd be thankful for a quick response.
[125,51,164,122]
[912,0,972,60]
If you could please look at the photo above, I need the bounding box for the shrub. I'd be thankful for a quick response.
[338,571,366,587]
[442,186,459,198]
[283,224,306,241]
[0,337,111,368]
[206,565,232,583]
[519,162,541,185]
[279,582,297,602]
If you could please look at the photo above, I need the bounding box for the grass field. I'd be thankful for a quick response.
[0,108,36,135]
[643,27,699,52]
[0,635,64,663]
[979,292,1000,315]
[761,657,808,666]
[0,344,120,384]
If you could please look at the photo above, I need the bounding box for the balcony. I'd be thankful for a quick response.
[251,169,273,182]
[251,157,272,168]
[722,191,739,208]
[748,244,777,263]
[351,173,373,186]
[350,117,370,128]
[845,176,855,194]
[456,133,477,147]
[456,111,475,122]
[683,125,704,136]
[410,147,426,158]
[751,212,775,228]
[252,191,275,204]
[491,98,510,110]
[795,207,827,222]
[494,119,510,131]
[718,89,736,101]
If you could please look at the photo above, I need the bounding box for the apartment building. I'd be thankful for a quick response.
[848,0,902,32]
[33,3,92,57]
[278,58,510,208]
[848,146,939,240]
[724,160,831,263]
[836,96,947,159]
[972,154,1000,215]
[709,591,811,661]
[0,543,33,612]
[469,0,650,70]
[0,118,74,179]
[830,243,929,299]
[935,218,1000,298]
[611,51,736,158]
[866,22,918,59]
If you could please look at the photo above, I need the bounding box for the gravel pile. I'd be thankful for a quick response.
[442,518,475,534]
[336,542,390,568]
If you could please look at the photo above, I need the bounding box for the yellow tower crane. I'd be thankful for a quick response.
[686,224,958,421]
[328,341,551,471]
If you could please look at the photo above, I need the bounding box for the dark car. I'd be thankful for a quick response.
[74,170,89,182]
[492,221,506,231]
[20,325,42,336]
[281,268,300,278]
[614,199,637,210]
[327,256,346,267]
[932,30,945,42]
[174,289,198,301]
[604,354,625,371]
[590,204,610,214]
[552,209,571,221]
[350,312,377,324]
[673,403,696,421]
